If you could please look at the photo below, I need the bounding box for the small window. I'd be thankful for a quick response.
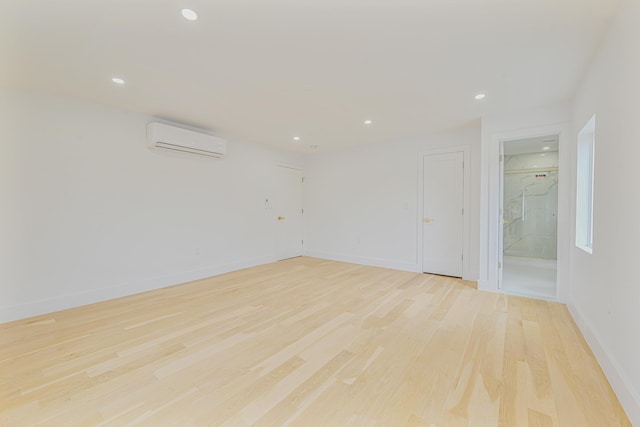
[576,116,595,253]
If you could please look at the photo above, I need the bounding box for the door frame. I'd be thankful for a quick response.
[498,135,560,296]
[275,163,304,260]
[418,145,471,279]
[498,141,505,290]
[488,124,569,302]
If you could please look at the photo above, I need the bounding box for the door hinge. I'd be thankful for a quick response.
[461,207,464,215]
[498,260,502,268]
[499,154,504,162]
[301,208,304,214]
[302,177,304,183]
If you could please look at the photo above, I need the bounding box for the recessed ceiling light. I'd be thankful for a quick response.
[364,119,372,125]
[111,77,125,85]
[543,146,551,150]
[474,93,486,100]
[181,8,198,21]
[293,136,301,142]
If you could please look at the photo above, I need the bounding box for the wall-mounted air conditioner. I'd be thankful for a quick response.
[147,122,227,159]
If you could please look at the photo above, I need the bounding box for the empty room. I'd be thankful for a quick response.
[1,0,639,426]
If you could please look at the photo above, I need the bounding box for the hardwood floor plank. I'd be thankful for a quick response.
[0,257,630,426]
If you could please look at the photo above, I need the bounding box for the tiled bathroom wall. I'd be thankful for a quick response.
[503,151,558,260]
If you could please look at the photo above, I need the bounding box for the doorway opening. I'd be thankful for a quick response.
[499,135,559,299]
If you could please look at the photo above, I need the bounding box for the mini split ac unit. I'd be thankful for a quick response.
[147,122,227,159]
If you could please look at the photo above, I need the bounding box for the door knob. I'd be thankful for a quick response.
[423,218,433,223]
[278,216,285,220]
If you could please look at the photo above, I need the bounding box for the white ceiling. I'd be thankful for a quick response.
[0,0,620,153]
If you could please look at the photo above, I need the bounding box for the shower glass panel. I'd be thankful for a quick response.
[503,167,558,261]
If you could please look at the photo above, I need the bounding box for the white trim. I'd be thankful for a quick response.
[485,123,570,303]
[575,244,593,255]
[276,162,304,171]
[575,115,596,254]
[0,255,276,323]
[568,303,640,425]
[497,141,505,290]
[417,145,472,280]
[304,250,419,273]
[276,166,304,260]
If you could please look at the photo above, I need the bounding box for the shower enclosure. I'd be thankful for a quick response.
[501,137,559,299]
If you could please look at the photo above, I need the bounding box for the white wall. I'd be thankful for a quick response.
[0,91,304,322]
[304,124,481,279]
[479,103,572,301]
[568,0,640,422]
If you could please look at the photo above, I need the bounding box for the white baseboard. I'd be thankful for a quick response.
[304,250,419,273]
[568,303,640,425]
[0,255,276,324]
[477,279,495,293]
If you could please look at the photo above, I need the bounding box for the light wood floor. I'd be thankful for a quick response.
[0,257,630,426]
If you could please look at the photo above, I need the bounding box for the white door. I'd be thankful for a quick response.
[276,166,303,260]
[422,152,464,277]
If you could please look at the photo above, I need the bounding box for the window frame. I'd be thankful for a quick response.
[575,115,596,254]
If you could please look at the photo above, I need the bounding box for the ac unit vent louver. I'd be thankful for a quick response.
[147,122,227,159]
